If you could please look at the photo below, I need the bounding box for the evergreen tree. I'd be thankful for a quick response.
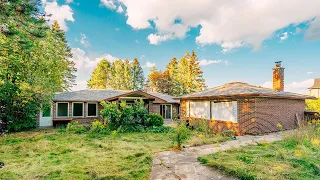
[123,59,133,90]
[188,50,206,92]
[131,58,144,90]
[87,59,110,89]
[0,0,76,131]
[109,59,125,90]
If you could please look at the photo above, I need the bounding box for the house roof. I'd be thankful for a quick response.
[309,78,320,89]
[53,89,179,103]
[176,82,316,100]
[148,92,179,103]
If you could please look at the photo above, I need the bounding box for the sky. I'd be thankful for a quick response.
[41,0,320,94]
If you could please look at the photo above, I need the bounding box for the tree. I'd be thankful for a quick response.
[0,0,76,132]
[131,58,144,90]
[147,51,206,96]
[87,59,111,89]
[87,58,145,91]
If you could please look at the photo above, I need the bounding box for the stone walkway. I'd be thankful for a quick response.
[150,133,283,180]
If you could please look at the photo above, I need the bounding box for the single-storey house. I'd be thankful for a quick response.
[39,89,179,127]
[175,62,316,135]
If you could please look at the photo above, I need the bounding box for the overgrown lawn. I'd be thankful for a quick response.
[199,126,320,180]
[0,129,174,179]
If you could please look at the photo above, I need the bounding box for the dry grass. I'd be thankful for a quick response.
[199,126,320,180]
[0,129,174,179]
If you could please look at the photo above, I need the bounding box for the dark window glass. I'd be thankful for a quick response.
[57,103,68,117]
[73,103,83,117]
[87,103,97,116]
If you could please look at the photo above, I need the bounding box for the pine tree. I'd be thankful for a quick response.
[109,59,125,90]
[87,59,111,89]
[131,58,145,90]
[165,57,179,95]
[123,59,133,90]
[52,20,61,31]
[188,50,206,92]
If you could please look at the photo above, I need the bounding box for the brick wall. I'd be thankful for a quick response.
[180,98,305,135]
[255,98,305,134]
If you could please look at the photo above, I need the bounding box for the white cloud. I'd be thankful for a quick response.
[280,32,289,41]
[43,1,74,31]
[307,72,314,75]
[117,5,124,13]
[221,41,244,53]
[143,61,156,68]
[95,54,118,64]
[261,79,314,94]
[199,59,228,66]
[70,48,118,91]
[100,0,116,9]
[109,0,320,51]
[66,0,73,4]
[80,33,90,47]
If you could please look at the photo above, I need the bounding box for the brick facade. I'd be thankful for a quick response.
[180,98,306,135]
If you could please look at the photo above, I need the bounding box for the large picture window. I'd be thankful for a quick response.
[87,103,97,117]
[211,101,238,123]
[189,101,210,119]
[57,103,69,117]
[73,103,84,117]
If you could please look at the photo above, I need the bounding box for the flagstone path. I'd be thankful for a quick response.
[150,132,283,180]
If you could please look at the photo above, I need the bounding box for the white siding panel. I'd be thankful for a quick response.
[211,101,238,123]
[189,101,210,119]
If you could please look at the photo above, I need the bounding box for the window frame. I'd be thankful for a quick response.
[72,102,84,117]
[87,102,98,117]
[160,104,173,120]
[56,102,70,118]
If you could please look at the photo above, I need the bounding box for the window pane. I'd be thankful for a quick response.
[42,106,51,117]
[165,105,172,119]
[73,103,83,117]
[190,101,210,119]
[57,103,68,117]
[88,103,97,116]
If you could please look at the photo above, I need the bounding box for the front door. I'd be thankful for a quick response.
[40,105,53,127]
[160,104,172,120]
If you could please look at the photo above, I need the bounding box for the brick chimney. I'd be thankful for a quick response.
[272,61,285,91]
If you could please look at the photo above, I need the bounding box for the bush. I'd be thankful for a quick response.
[133,99,148,125]
[66,121,88,134]
[100,101,120,129]
[90,120,109,134]
[146,114,164,127]
[306,99,320,112]
[173,121,192,150]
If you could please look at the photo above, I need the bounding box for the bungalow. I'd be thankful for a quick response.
[175,62,316,135]
[39,89,179,127]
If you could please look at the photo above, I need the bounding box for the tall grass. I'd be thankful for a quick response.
[199,125,320,180]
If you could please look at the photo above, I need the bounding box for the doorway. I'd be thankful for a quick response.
[160,104,172,120]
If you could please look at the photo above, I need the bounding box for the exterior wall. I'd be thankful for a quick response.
[180,99,241,135]
[53,102,102,125]
[254,98,305,134]
[310,89,320,98]
[180,98,306,135]
[149,103,160,114]
[237,99,257,135]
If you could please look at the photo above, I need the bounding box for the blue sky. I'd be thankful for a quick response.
[42,0,320,94]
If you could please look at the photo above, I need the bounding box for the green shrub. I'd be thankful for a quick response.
[133,99,148,125]
[90,120,109,134]
[222,130,236,137]
[66,121,88,134]
[100,101,120,129]
[146,126,174,133]
[173,121,192,150]
[146,114,164,127]
[119,101,135,125]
